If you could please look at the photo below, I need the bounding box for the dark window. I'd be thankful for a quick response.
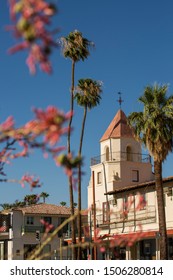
[126,146,132,161]
[26,216,34,225]
[43,216,52,224]
[132,170,139,182]
[57,217,69,237]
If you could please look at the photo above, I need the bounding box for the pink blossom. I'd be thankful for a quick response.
[40,219,54,233]
[8,0,16,21]
[40,60,52,74]
[32,106,70,146]
[20,173,41,189]
[26,52,37,74]
[136,193,146,210]
[8,41,29,54]
[100,247,105,253]
[11,140,28,159]
[0,116,14,131]
[8,0,58,74]
[0,106,71,169]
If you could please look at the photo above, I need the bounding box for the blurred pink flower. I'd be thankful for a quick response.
[8,0,58,74]
[40,219,54,233]
[21,173,41,189]
[0,116,14,131]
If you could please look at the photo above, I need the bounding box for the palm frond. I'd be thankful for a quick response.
[128,83,173,162]
[60,30,94,62]
[75,78,102,109]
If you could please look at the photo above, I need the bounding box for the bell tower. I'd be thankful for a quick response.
[88,108,154,209]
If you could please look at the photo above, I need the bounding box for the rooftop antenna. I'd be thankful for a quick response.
[117,92,124,109]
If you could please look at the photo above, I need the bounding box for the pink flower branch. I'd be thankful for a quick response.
[7,0,58,74]
[0,106,81,190]
[0,174,42,190]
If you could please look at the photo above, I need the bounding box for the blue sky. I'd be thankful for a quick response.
[1,0,173,209]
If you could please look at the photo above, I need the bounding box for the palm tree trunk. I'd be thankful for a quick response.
[77,106,87,259]
[154,160,168,259]
[67,60,75,153]
[67,59,76,260]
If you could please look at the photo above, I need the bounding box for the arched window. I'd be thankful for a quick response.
[126,146,132,161]
[105,146,109,161]
[104,146,110,161]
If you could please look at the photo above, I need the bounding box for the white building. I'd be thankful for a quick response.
[0,204,74,260]
[88,109,173,260]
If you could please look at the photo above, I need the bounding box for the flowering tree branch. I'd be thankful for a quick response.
[0,174,41,190]
[7,0,58,74]
[0,106,82,189]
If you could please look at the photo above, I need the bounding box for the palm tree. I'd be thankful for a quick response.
[60,30,94,259]
[40,192,49,203]
[60,30,94,153]
[60,201,67,206]
[24,194,38,205]
[13,200,25,208]
[0,203,12,210]
[75,78,102,259]
[128,84,173,259]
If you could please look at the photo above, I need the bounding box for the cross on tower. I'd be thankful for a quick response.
[117,92,124,108]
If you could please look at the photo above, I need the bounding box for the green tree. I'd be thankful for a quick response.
[73,202,77,208]
[0,203,12,210]
[75,78,102,259]
[60,201,67,206]
[24,194,38,205]
[60,30,94,259]
[128,84,173,259]
[13,200,25,208]
[40,192,49,203]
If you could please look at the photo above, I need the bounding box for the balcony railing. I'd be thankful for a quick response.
[96,205,156,229]
[91,152,151,166]
[22,225,54,233]
[22,224,70,235]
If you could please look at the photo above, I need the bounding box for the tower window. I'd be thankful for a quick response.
[126,146,132,161]
[105,147,109,161]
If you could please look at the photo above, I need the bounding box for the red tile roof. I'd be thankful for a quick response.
[4,204,73,215]
[100,109,133,142]
[0,203,88,216]
[1,204,88,216]
[106,176,173,195]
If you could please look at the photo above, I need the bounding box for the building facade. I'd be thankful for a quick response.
[0,204,76,260]
[88,109,173,260]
